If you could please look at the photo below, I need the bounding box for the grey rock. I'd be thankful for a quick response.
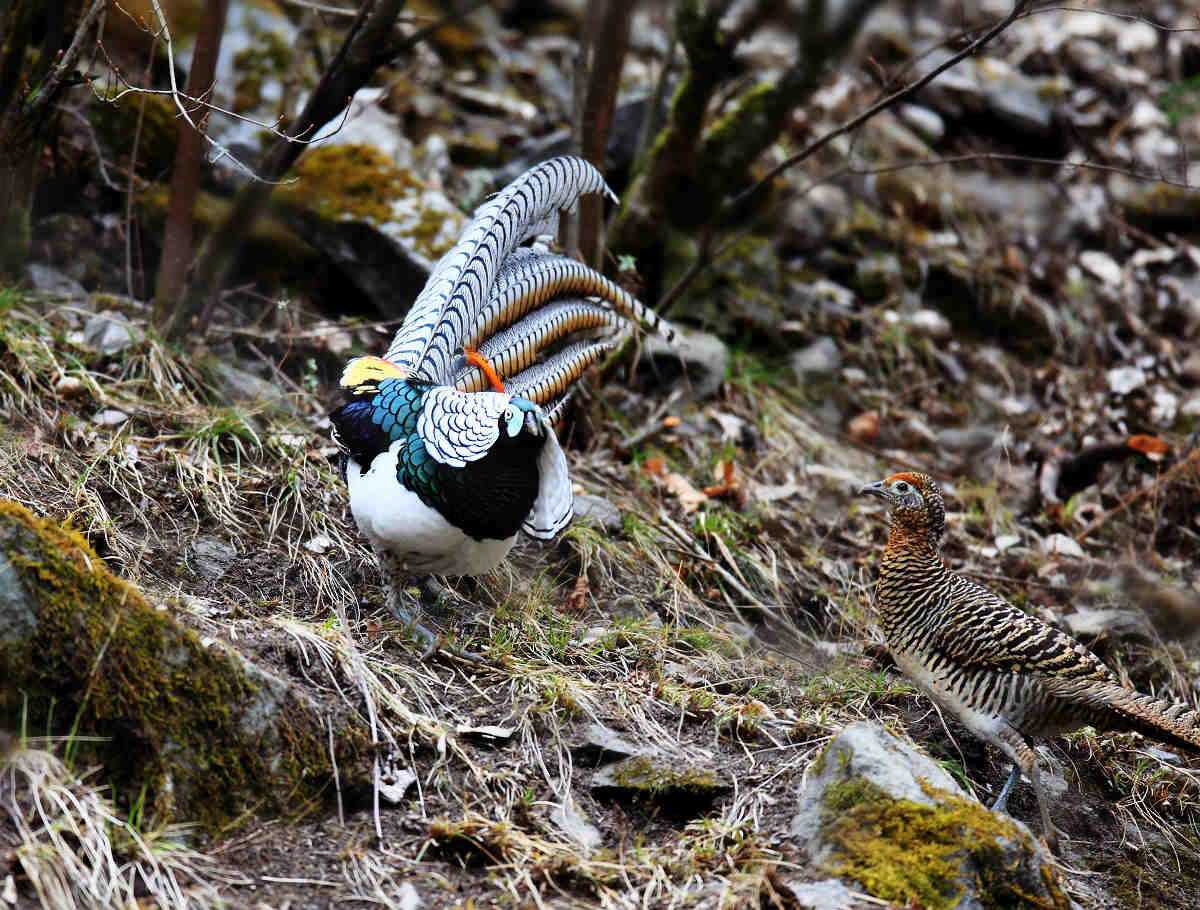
[395,881,422,910]
[790,723,1063,908]
[92,408,130,427]
[905,308,952,340]
[550,796,604,849]
[573,722,643,764]
[641,326,729,402]
[207,359,291,411]
[792,337,842,377]
[573,493,622,533]
[783,878,866,910]
[26,263,87,302]
[192,537,236,580]
[1063,607,1152,644]
[607,595,662,627]
[1107,365,1147,396]
[83,311,142,355]
[591,754,730,805]
[898,104,945,144]
[936,427,996,454]
[0,553,36,648]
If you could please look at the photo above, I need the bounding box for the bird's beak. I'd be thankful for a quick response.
[524,410,544,436]
[858,480,889,500]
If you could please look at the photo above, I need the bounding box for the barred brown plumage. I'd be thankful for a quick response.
[859,471,1200,852]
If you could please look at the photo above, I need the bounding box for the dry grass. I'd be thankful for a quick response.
[2,286,1200,906]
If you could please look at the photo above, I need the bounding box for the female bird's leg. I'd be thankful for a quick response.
[992,763,1020,812]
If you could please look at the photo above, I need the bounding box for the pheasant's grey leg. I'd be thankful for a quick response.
[992,762,1020,812]
[415,576,485,663]
[377,548,440,656]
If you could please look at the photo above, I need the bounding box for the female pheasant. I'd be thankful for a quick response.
[331,157,674,655]
[859,471,1200,851]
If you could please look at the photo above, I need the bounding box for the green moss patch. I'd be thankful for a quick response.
[0,500,369,834]
[280,144,421,226]
[820,775,1067,910]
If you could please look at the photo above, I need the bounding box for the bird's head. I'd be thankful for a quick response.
[500,397,547,442]
[859,471,945,541]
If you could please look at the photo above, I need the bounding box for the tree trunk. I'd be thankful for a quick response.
[153,0,230,320]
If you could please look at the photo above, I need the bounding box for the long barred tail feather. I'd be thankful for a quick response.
[452,300,622,393]
[505,339,620,409]
[385,157,614,382]
[466,249,676,350]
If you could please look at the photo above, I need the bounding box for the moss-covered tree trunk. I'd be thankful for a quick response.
[608,0,880,288]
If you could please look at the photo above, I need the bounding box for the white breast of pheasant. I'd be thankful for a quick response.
[345,441,518,576]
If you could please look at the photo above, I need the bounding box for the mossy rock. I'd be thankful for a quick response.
[793,723,1068,910]
[591,754,730,812]
[0,500,370,834]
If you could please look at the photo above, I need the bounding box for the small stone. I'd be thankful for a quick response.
[792,337,841,376]
[550,797,603,849]
[55,376,88,398]
[591,755,729,805]
[572,494,622,533]
[905,308,951,339]
[1150,387,1178,425]
[1064,607,1151,643]
[1181,394,1200,418]
[192,537,237,579]
[783,878,859,910]
[572,723,642,763]
[1041,533,1085,559]
[83,311,140,355]
[1079,250,1123,286]
[92,408,129,426]
[303,534,334,554]
[897,104,944,143]
[995,533,1021,551]
[395,881,422,910]
[641,327,729,401]
[1107,365,1147,395]
[377,768,417,804]
[26,263,87,301]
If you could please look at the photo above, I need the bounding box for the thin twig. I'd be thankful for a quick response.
[1074,449,1200,543]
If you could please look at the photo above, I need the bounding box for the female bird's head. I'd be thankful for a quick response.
[858,471,945,542]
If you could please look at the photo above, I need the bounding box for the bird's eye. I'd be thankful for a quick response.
[503,406,515,423]
[895,481,910,492]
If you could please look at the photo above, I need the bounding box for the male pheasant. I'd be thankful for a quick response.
[330,157,674,656]
[859,471,1200,850]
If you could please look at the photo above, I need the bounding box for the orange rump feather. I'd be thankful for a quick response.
[462,347,505,393]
